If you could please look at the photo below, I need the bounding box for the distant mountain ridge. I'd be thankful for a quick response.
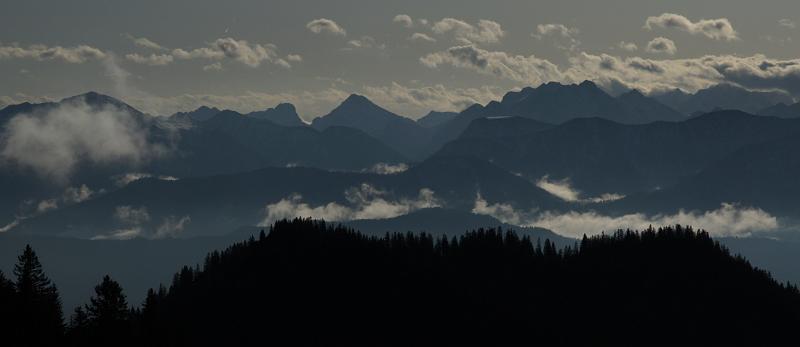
[652,84,795,115]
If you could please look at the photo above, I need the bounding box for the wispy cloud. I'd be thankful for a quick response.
[261,183,440,224]
[0,43,106,63]
[432,18,505,44]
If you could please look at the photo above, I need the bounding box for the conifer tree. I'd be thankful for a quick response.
[13,245,64,343]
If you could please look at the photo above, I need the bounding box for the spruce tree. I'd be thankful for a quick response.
[85,275,130,340]
[13,245,64,343]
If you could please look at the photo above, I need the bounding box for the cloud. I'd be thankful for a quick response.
[114,205,151,225]
[618,41,638,52]
[393,14,413,28]
[420,45,562,84]
[0,43,106,63]
[347,36,384,49]
[141,37,291,68]
[0,99,164,181]
[97,205,188,240]
[536,176,624,203]
[261,183,440,224]
[154,215,191,239]
[202,62,223,71]
[409,33,436,43]
[91,228,142,240]
[112,172,178,187]
[362,81,503,115]
[125,35,165,50]
[645,37,677,55]
[533,23,580,50]
[286,54,303,62]
[645,13,738,41]
[125,53,174,66]
[306,18,347,36]
[473,196,778,238]
[778,19,796,29]
[365,162,408,175]
[432,18,505,44]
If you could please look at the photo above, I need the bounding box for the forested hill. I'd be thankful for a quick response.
[140,220,798,345]
[3,219,799,345]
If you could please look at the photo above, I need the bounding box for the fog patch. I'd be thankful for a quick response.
[93,205,189,240]
[154,216,191,239]
[113,172,179,187]
[536,176,624,203]
[365,163,408,175]
[472,195,777,238]
[261,183,440,224]
[0,100,164,182]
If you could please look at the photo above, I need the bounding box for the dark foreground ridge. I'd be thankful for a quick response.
[2,219,799,345]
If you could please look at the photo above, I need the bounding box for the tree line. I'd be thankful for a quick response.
[1,219,799,345]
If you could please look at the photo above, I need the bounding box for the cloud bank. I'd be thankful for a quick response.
[473,196,778,238]
[0,43,106,63]
[261,183,440,224]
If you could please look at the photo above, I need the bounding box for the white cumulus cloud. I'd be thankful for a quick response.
[645,13,738,41]
[306,18,347,36]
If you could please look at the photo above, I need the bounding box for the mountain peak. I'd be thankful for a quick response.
[342,94,373,105]
[579,80,598,88]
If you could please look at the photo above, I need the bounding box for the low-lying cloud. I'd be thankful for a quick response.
[0,100,164,181]
[261,183,440,224]
[473,196,778,238]
[0,43,106,63]
[93,205,190,240]
[536,176,624,203]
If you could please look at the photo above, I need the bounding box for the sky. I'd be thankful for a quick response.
[1,0,799,120]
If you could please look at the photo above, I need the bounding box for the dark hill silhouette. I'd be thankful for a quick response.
[436,110,800,196]
[119,220,800,345]
[311,94,432,158]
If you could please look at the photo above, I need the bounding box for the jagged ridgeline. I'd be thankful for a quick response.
[134,220,797,345]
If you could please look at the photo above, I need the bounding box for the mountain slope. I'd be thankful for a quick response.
[311,94,432,158]
[435,110,800,196]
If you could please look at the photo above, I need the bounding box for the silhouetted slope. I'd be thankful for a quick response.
[436,110,800,196]
[312,94,432,158]
[134,220,800,345]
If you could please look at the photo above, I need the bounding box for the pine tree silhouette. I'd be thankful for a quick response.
[12,245,64,344]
